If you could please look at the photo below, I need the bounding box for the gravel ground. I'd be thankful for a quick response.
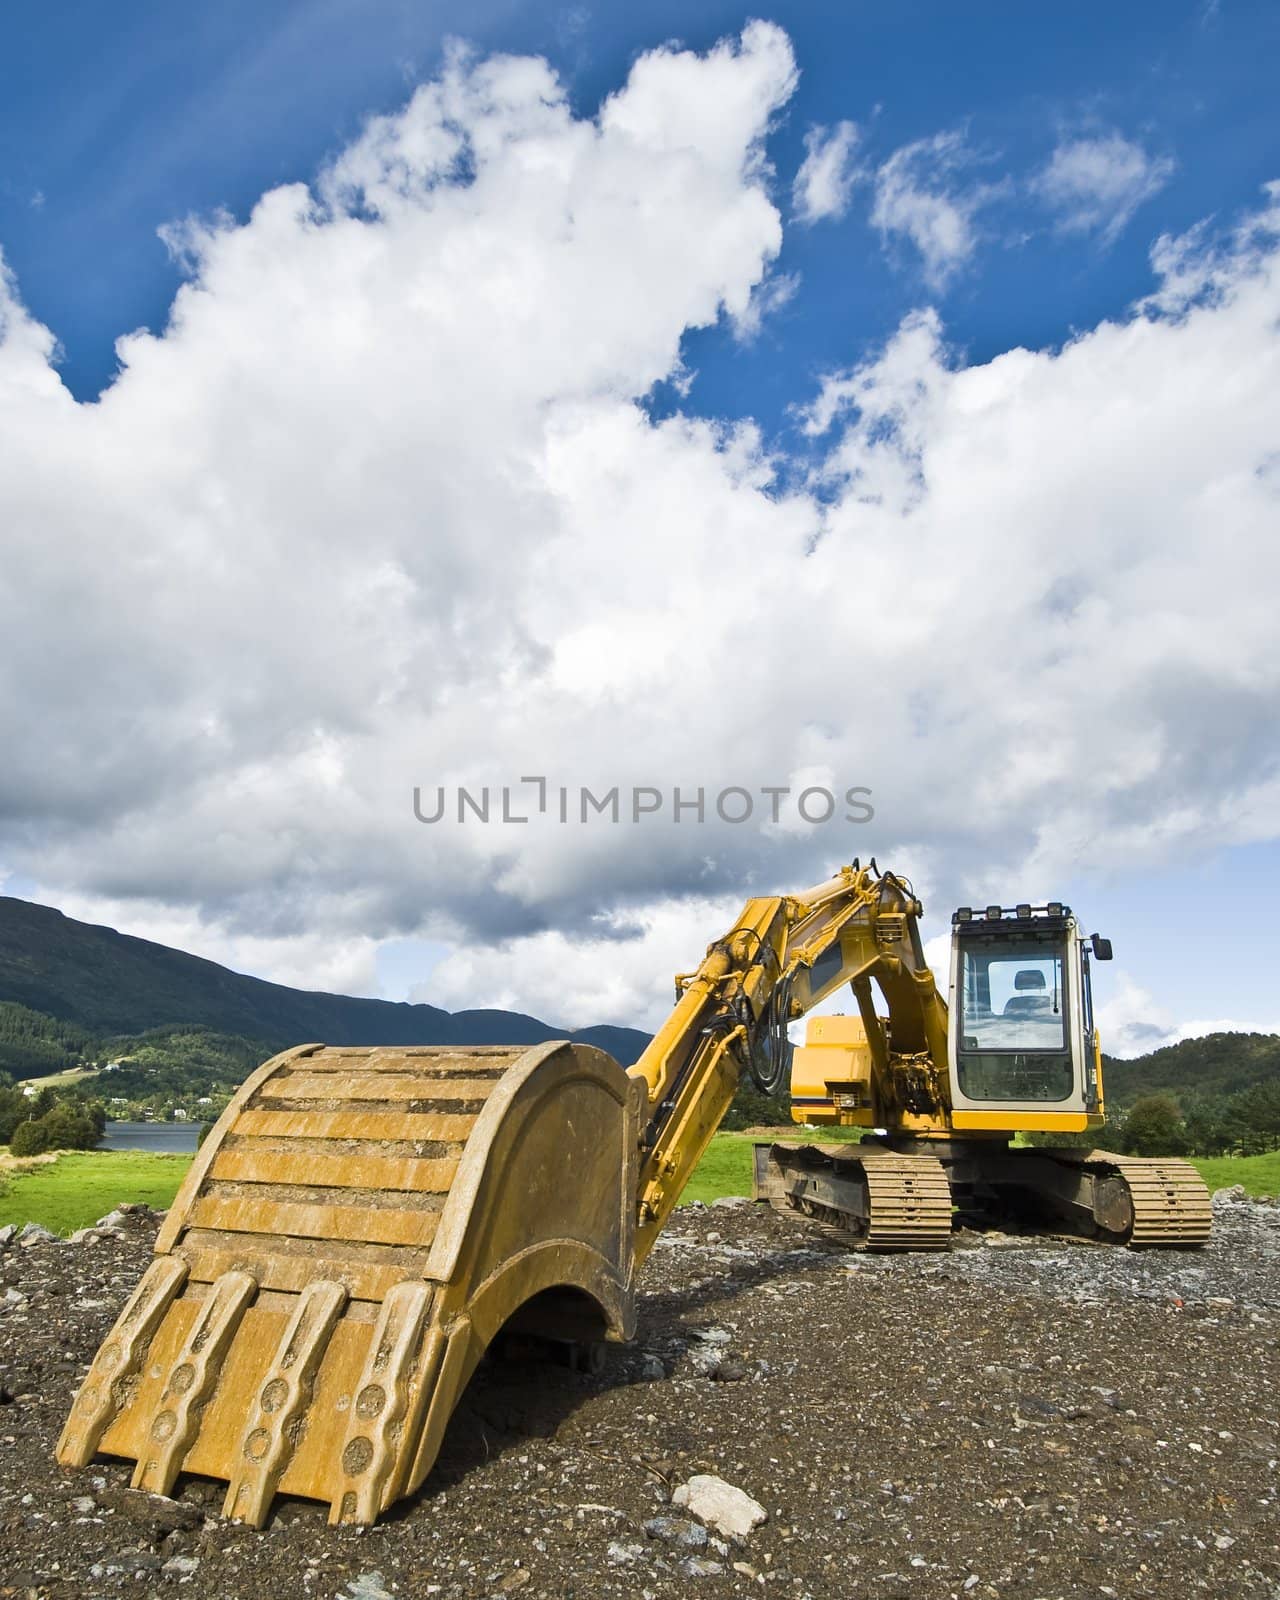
[1,1191,1278,1600]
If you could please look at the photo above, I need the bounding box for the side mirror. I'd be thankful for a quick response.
[1091,935,1113,961]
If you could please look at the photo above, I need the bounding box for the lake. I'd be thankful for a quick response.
[98,1121,203,1154]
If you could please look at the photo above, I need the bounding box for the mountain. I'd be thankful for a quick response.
[0,896,651,1069]
[1102,1031,1280,1107]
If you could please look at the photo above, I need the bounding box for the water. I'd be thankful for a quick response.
[98,1120,202,1154]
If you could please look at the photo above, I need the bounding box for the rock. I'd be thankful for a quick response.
[121,1550,164,1572]
[17,1222,57,1246]
[672,1475,767,1540]
[0,1223,17,1248]
[163,1555,201,1577]
[338,1573,395,1600]
[711,1195,751,1209]
[643,1516,709,1551]
[1213,1185,1247,1204]
[678,1556,725,1577]
[712,1359,749,1383]
[692,1326,732,1346]
[606,1540,645,1566]
[3,1286,27,1306]
[97,1485,203,1533]
[639,1353,666,1380]
[689,1346,723,1377]
[93,1209,129,1233]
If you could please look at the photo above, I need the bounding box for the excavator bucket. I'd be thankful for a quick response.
[58,1041,642,1526]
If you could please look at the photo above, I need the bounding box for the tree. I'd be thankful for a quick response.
[1181,1094,1233,1157]
[1117,1094,1190,1157]
[9,1102,100,1156]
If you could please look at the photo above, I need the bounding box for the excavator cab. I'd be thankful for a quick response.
[60,863,1209,1530]
[946,902,1108,1133]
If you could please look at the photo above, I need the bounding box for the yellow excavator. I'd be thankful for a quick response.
[58,861,1210,1527]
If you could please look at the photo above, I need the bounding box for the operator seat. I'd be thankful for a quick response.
[1002,968,1051,1017]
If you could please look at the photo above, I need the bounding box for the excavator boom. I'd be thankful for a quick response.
[59,862,1209,1525]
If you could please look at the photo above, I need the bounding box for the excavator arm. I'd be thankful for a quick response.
[57,859,952,1526]
[59,859,1205,1526]
[629,861,949,1261]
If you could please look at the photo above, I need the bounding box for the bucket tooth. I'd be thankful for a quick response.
[222,1279,348,1526]
[60,1041,641,1525]
[132,1269,258,1497]
[57,1255,189,1468]
[329,1281,434,1526]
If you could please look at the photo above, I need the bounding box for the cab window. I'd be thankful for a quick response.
[956,936,1072,1102]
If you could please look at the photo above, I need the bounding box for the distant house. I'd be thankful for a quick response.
[21,1084,38,1098]
[172,1108,189,1121]
[197,1096,213,1106]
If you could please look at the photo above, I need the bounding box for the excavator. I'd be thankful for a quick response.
[58,861,1210,1527]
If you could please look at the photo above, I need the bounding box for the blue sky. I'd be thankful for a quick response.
[5,1,1277,415]
[1,2,1277,1050]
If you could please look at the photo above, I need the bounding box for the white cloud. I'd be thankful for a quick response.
[1096,975,1280,1059]
[870,130,1002,286]
[732,267,800,341]
[793,120,863,224]
[1,31,1279,1041]
[1035,133,1174,243]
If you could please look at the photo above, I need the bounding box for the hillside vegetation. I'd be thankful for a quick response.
[0,895,650,1083]
[1,894,1278,1158]
[1103,1032,1280,1104]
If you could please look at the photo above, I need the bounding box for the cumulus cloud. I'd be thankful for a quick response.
[1,30,1279,1034]
[1035,132,1174,243]
[870,130,1002,286]
[1097,975,1280,1059]
[793,120,863,224]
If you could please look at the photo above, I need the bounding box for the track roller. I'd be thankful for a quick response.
[753,1142,952,1250]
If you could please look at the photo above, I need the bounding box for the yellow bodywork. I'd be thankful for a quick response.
[59,1041,641,1526]
[789,1014,876,1126]
[58,861,1202,1528]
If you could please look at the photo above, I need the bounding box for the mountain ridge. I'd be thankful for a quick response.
[0,895,650,1067]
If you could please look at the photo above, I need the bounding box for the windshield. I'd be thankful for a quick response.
[960,937,1065,1051]
[956,932,1073,1102]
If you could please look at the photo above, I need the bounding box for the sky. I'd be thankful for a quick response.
[1,1,1278,1056]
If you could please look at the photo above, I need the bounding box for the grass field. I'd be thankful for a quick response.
[17,1067,99,1090]
[679,1127,864,1205]
[0,1150,192,1234]
[680,1136,1280,1205]
[1189,1152,1280,1198]
[0,1138,1276,1235]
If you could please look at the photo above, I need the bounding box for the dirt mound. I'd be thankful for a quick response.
[2,1192,1278,1598]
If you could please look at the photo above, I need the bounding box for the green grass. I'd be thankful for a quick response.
[1,1136,1273,1238]
[17,1066,99,1090]
[680,1126,865,1205]
[1189,1152,1280,1198]
[681,1135,1280,1206]
[0,1149,193,1234]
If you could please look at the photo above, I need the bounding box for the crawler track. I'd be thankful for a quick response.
[1077,1152,1213,1247]
[754,1143,953,1251]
